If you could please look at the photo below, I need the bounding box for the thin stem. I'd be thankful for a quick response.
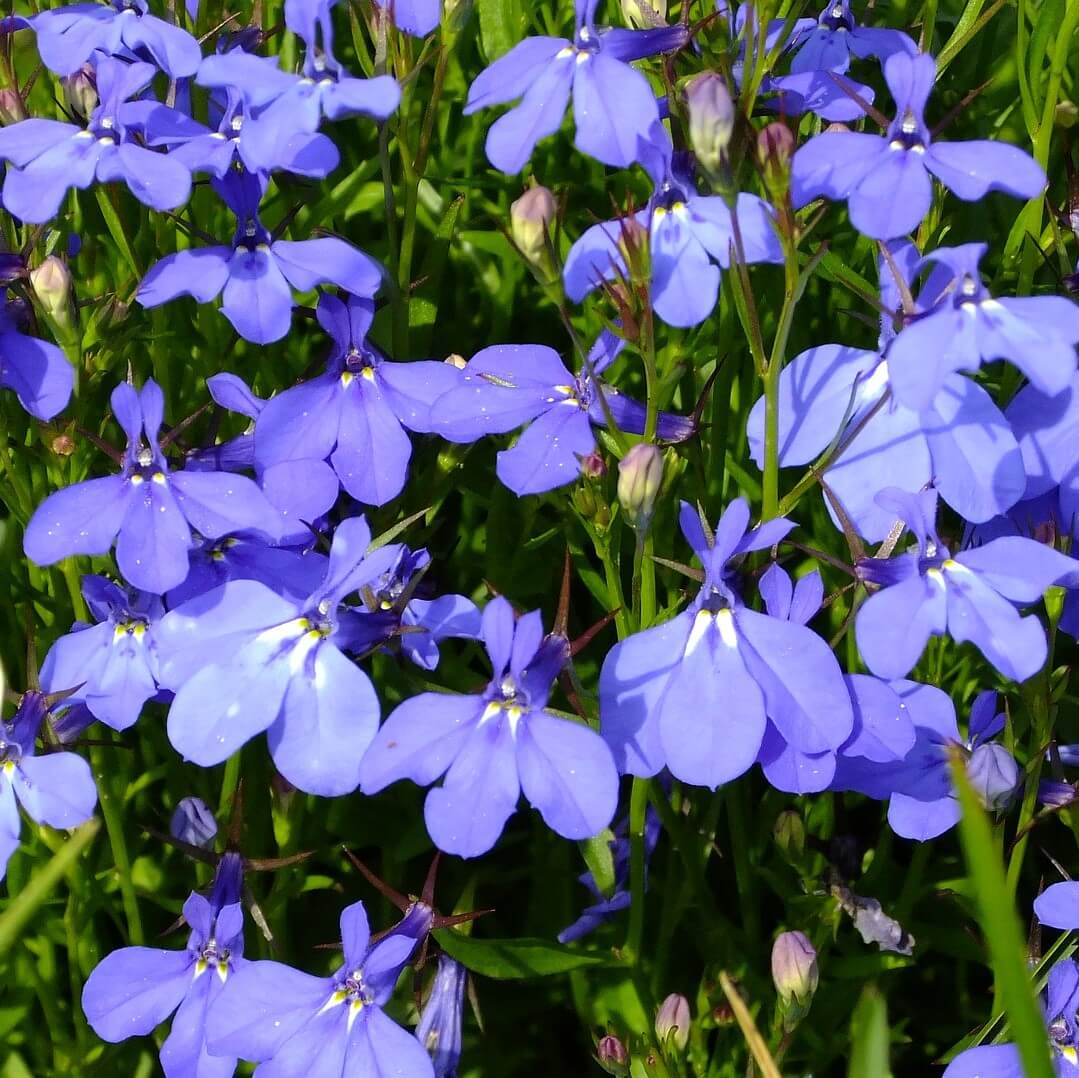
[625,776,649,963]
[91,743,144,945]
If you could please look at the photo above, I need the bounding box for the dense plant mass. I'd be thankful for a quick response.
[1,0,1078,1074]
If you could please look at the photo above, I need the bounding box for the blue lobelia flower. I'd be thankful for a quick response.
[82,853,246,1078]
[0,691,97,880]
[206,898,435,1078]
[137,170,384,344]
[563,125,782,327]
[786,0,916,77]
[854,487,1079,682]
[338,545,481,670]
[170,795,218,849]
[1036,882,1079,935]
[155,516,401,796]
[745,240,1027,541]
[754,564,915,795]
[40,574,165,732]
[942,958,1079,1076]
[0,56,193,224]
[360,596,619,858]
[373,0,441,37]
[23,379,284,595]
[253,292,460,507]
[463,0,686,173]
[29,0,202,77]
[833,683,1018,841]
[431,329,694,494]
[599,499,853,790]
[416,956,466,1078]
[0,287,73,419]
[884,242,1079,412]
[792,51,1046,240]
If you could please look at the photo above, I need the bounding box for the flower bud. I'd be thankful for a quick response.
[967,743,1019,813]
[170,796,218,849]
[620,0,667,27]
[51,433,76,456]
[511,185,557,284]
[417,956,466,1076]
[30,256,76,340]
[596,1034,630,1075]
[655,994,690,1052]
[773,809,805,862]
[63,64,98,120]
[771,931,818,1028]
[686,72,734,177]
[0,89,27,125]
[617,443,663,529]
[757,122,795,201]
[580,450,606,479]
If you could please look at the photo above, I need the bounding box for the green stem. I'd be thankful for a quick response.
[220,749,242,815]
[626,776,650,963]
[91,744,143,945]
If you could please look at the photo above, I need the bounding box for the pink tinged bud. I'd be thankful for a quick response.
[617,443,664,527]
[30,256,73,325]
[511,185,557,281]
[0,89,27,125]
[771,931,819,1007]
[757,122,795,199]
[580,450,607,479]
[655,994,691,1052]
[596,1034,630,1075]
[686,72,734,175]
[63,64,98,120]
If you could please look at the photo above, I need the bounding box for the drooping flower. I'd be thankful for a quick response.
[360,596,619,858]
[137,169,384,344]
[563,124,782,327]
[0,287,73,419]
[792,51,1046,240]
[253,292,460,507]
[745,240,1027,541]
[0,56,193,224]
[942,958,1079,1076]
[854,487,1078,682]
[416,956,466,1077]
[600,499,853,789]
[206,898,435,1077]
[431,329,693,493]
[24,379,284,594]
[82,853,246,1078]
[0,691,97,880]
[40,574,164,731]
[30,0,201,77]
[833,684,1018,841]
[156,516,400,796]
[464,0,686,172]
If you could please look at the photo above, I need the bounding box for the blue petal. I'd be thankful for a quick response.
[82,947,192,1042]
[758,724,835,794]
[169,470,283,542]
[254,375,343,468]
[1034,881,1079,930]
[848,149,932,240]
[562,217,632,304]
[650,213,719,328]
[95,143,191,212]
[572,51,658,168]
[272,237,384,297]
[496,404,595,495]
[221,247,294,345]
[24,476,130,567]
[159,972,237,1078]
[13,752,97,828]
[855,573,946,679]
[924,140,1046,202]
[485,55,574,173]
[332,381,412,506]
[137,248,231,308]
[115,478,192,594]
[941,1044,1023,1078]
[465,37,568,113]
[346,1005,435,1078]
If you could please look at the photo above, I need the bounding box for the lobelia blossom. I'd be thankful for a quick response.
[0,287,73,420]
[155,516,401,796]
[599,499,853,790]
[40,574,165,732]
[415,956,466,1077]
[463,0,687,172]
[137,170,384,344]
[792,51,1046,240]
[833,684,1019,841]
[854,487,1079,682]
[563,124,782,327]
[23,379,284,595]
[745,240,1027,541]
[0,691,97,880]
[206,898,435,1077]
[0,56,193,224]
[82,853,246,1078]
[29,0,201,77]
[373,0,441,37]
[786,0,915,75]
[253,292,460,507]
[431,329,694,494]
[942,957,1079,1076]
[360,596,619,858]
[1036,881,1079,935]
[885,242,1079,412]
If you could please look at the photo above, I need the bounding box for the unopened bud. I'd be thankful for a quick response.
[63,64,98,120]
[30,256,75,339]
[967,743,1019,813]
[771,931,818,1028]
[0,89,27,125]
[580,450,606,479]
[757,122,795,201]
[170,796,218,849]
[617,443,663,529]
[596,1034,630,1075]
[51,433,76,456]
[655,994,690,1053]
[620,0,667,27]
[773,809,805,862]
[511,185,557,283]
[686,72,734,177]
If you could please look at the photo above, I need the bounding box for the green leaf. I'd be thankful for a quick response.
[477,0,526,61]
[848,985,891,1078]
[93,188,140,281]
[433,928,616,979]
[578,830,616,898]
[950,754,1055,1078]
